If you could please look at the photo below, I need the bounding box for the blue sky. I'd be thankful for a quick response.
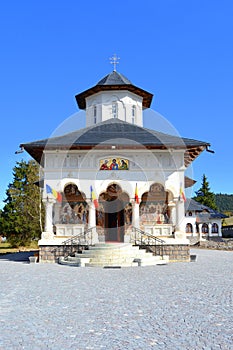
[0,0,233,208]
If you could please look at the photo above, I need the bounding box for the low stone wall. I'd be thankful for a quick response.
[143,244,190,262]
[39,245,83,263]
[40,243,190,263]
[199,239,233,251]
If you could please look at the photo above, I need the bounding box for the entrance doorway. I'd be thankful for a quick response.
[97,184,130,243]
[104,198,124,242]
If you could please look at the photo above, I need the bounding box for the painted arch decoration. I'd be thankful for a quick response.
[59,184,88,225]
[139,183,171,224]
[99,158,129,170]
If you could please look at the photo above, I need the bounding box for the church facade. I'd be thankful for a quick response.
[21,68,211,263]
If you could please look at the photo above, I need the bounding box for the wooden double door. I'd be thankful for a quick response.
[104,199,124,242]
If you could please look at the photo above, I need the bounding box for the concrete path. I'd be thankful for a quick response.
[0,249,232,349]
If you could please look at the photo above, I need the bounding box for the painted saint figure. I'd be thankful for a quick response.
[119,159,128,170]
[110,159,119,170]
[100,160,109,170]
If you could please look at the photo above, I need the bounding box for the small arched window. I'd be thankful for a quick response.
[212,223,219,233]
[93,105,97,124]
[202,223,209,233]
[112,103,118,118]
[186,223,193,233]
[132,105,136,124]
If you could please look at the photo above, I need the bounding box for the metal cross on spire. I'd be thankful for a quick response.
[110,54,120,71]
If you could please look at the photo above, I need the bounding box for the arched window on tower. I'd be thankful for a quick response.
[93,105,97,124]
[132,105,136,124]
[112,103,118,119]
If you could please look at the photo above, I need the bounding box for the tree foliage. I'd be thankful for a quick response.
[214,193,233,214]
[192,174,218,210]
[0,160,44,247]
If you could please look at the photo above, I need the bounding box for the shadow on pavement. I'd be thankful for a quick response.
[0,251,38,263]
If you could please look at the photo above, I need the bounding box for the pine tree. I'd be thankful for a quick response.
[193,174,218,210]
[0,160,44,247]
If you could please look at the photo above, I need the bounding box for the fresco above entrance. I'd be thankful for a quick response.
[99,158,129,170]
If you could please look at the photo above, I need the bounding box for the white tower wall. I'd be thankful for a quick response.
[86,91,143,127]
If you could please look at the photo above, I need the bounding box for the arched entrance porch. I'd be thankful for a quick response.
[140,183,172,224]
[97,184,132,242]
[54,183,88,237]
[60,184,88,224]
[139,183,174,236]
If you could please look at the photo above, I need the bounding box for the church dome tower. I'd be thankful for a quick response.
[75,67,153,127]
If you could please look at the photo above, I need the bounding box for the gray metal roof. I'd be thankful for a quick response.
[185,198,227,219]
[75,71,153,109]
[21,118,208,147]
[21,118,210,165]
[97,71,132,85]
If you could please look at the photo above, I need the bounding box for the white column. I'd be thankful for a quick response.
[193,222,197,236]
[168,202,176,225]
[208,223,212,237]
[43,198,56,233]
[199,224,204,241]
[132,201,140,229]
[88,201,98,244]
[174,198,186,239]
[219,221,222,237]
[88,202,96,228]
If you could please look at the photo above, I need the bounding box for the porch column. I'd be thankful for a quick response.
[193,222,197,236]
[208,223,212,237]
[168,201,176,225]
[87,201,98,244]
[199,224,204,241]
[174,198,186,239]
[132,201,140,229]
[43,198,56,233]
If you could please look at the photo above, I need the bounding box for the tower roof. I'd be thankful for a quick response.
[75,71,153,110]
[97,71,132,85]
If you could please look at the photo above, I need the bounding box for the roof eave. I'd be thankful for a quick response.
[75,84,153,109]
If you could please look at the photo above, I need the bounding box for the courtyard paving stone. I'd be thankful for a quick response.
[0,248,232,349]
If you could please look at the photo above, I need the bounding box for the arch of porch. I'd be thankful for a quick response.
[43,178,183,241]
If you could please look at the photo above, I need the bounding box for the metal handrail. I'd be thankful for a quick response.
[52,227,96,260]
[62,226,96,246]
[131,226,165,258]
[131,226,165,245]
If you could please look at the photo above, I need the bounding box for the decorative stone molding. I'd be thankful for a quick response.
[41,231,54,240]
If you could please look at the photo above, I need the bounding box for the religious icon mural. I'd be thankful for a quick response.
[139,183,171,224]
[59,184,88,225]
[99,158,129,170]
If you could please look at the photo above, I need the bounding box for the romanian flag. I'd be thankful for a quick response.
[179,184,186,202]
[135,183,139,204]
[90,185,99,209]
[46,184,62,203]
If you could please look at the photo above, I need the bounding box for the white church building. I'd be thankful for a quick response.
[21,63,212,265]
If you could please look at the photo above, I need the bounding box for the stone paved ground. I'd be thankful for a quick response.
[0,249,232,350]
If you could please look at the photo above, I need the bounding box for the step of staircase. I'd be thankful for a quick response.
[58,243,169,267]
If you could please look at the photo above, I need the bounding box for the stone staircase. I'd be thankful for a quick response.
[58,243,169,267]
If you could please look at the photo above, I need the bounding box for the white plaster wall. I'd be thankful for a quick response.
[85,91,143,127]
[43,149,186,202]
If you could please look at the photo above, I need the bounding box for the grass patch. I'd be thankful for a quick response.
[223,216,233,226]
[0,241,39,254]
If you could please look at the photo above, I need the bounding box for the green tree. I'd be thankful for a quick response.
[0,160,44,247]
[193,174,218,210]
